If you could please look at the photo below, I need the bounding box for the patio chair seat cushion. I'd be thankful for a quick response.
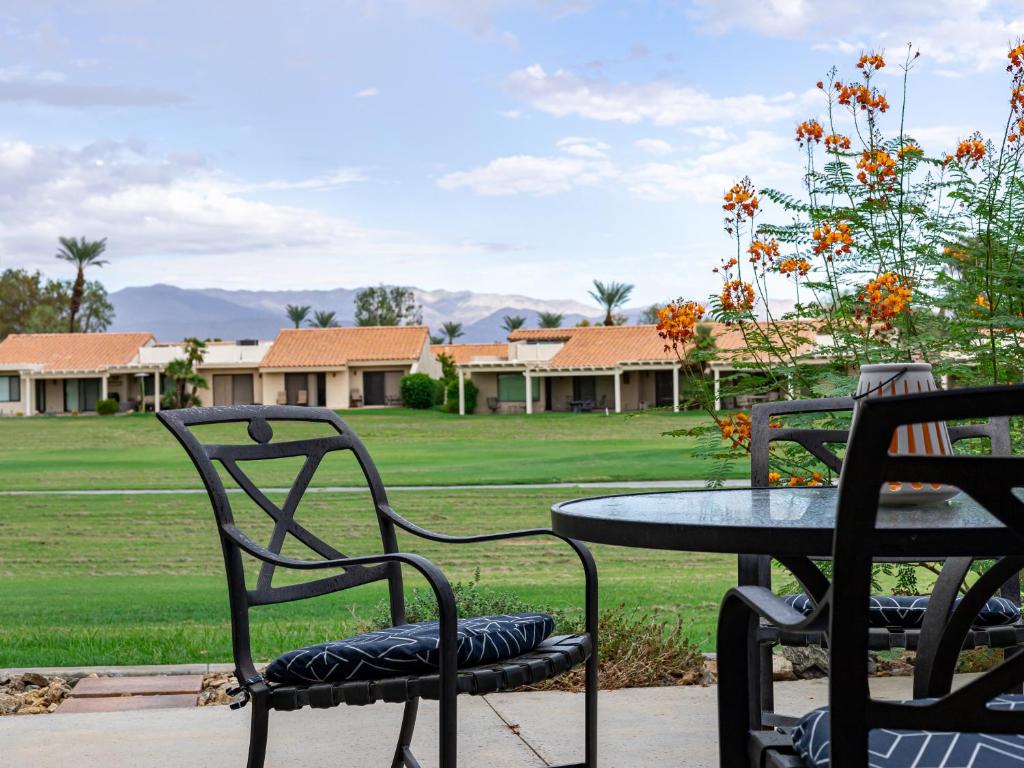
[782,593,1020,629]
[791,694,1024,767]
[264,613,555,685]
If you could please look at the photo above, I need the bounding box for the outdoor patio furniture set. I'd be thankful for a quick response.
[158,384,1024,767]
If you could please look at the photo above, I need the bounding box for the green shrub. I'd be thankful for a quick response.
[434,378,446,406]
[400,373,436,409]
[96,399,118,416]
[443,379,477,413]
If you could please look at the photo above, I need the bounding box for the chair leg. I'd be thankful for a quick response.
[584,641,598,767]
[438,686,457,768]
[247,695,270,768]
[391,698,419,768]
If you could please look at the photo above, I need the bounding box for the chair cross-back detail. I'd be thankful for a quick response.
[159,404,597,768]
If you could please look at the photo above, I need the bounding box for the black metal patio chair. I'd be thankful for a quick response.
[745,396,1021,727]
[720,385,1024,767]
[158,405,597,768]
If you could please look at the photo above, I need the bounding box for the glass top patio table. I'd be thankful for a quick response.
[551,487,1023,559]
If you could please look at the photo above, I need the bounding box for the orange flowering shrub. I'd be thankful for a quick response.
[954,138,986,167]
[897,143,922,159]
[720,280,755,312]
[767,472,781,485]
[856,149,897,187]
[795,120,823,146]
[1009,43,1024,72]
[718,412,752,449]
[856,53,885,72]
[779,258,811,277]
[834,81,889,113]
[811,220,853,259]
[859,272,912,325]
[656,300,706,349]
[722,178,758,221]
[824,133,851,151]
[747,237,780,265]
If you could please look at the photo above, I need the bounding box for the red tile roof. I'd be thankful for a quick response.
[430,343,509,365]
[0,332,153,373]
[261,326,429,368]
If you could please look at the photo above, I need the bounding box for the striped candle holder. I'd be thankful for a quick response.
[853,363,958,506]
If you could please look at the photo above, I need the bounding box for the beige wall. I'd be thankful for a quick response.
[415,341,442,378]
[325,370,349,409]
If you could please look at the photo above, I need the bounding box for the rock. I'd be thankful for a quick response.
[772,653,796,681]
[0,693,18,715]
[19,672,48,688]
[781,645,830,678]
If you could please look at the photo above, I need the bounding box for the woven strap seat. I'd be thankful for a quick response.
[267,633,591,711]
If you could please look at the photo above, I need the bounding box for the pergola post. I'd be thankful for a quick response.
[154,370,161,413]
[672,365,680,413]
[458,368,466,416]
[101,374,109,402]
[22,375,32,417]
[713,368,721,411]
[524,369,532,415]
[613,370,622,413]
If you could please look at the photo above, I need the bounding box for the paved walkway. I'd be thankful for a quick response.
[0,479,747,496]
[0,676,925,767]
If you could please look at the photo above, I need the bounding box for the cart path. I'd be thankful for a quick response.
[0,479,747,496]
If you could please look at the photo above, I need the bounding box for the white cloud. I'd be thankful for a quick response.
[0,138,493,289]
[634,138,673,155]
[686,125,735,143]
[347,0,590,39]
[354,86,380,98]
[556,136,610,158]
[437,154,614,195]
[0,65,184,107]
[690,0,1024,73]
[508,64,805,125]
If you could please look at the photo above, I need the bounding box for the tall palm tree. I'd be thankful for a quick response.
[501,315,526,333]
[588,279,634,326]
[309,310,339,328]
[286,304,311,328]
[441,321,464,344]
[537,311,563,328]
[55,237,108,332]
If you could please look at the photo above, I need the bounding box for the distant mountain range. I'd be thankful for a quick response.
[109,284,618,343]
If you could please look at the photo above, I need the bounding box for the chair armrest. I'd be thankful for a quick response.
[751,396,854,420]
[723,585,829,633]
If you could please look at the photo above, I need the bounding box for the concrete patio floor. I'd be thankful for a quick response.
[0,675,933,767]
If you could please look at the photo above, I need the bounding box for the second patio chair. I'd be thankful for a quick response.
[745,395,1022,727]
[159,405,597,768]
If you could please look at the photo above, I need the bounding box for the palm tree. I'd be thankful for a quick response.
[588,279,634,326]
[441,321,464,344]
[286,304,311,328]
[537,311,563,328]
[501,315,526,333]
[55,237,108,332]
[309,310,339,328]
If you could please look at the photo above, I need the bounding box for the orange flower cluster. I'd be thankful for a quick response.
[943,245,968,262]
[856,149,897,186]
[719,412,752,450]
[955,138,986,166]
[795,120,823,146]
[748,237,780,265]
[811,220,853,259]
[779,258,811,278]
[656,300,706,349]
[824,133,851,151]
[897,143,923,159]
[856,53,885,72]
[834,81,889,113]
[722,178,758,220]
[975,293,991,310]
[768,472,781,484]
[787,471,825,487]
[860,272,912,324]
[1008,43,1024,73]
[721,280,755,312]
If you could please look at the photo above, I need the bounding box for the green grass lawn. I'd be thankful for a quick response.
[0,488,734,667]
[0,408,746,491]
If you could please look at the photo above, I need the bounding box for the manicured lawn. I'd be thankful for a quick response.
[0,488,734,667]
[0,408,745,491]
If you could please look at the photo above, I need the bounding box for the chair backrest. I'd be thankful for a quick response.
[157,405,404,677]
[827,385,1024,766]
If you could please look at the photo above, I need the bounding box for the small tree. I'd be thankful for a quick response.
[309,310,339,328]
[639,304,661,324]
[588,280,634,326]
[537,311,563,328]
[441,321,464,343]
[55,237,108,332]
[165,337,208,408]
[501,315,526,333]
[286,304,311,328]
[354,285,422,326]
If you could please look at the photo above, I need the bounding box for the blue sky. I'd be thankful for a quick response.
[0,0,1020,307]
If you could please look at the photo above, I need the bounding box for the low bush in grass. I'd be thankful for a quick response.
[400,373,437,410]
[364,569,704,690]
[96,399,118,416]
[443,379,477,414]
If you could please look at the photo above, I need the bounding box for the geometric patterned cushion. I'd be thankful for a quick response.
[264,613,554,684]
[791,693,1024,767]
[782,594,1020,629]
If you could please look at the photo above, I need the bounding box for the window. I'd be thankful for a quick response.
[497,373,540,401]
[0,375,20,403]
